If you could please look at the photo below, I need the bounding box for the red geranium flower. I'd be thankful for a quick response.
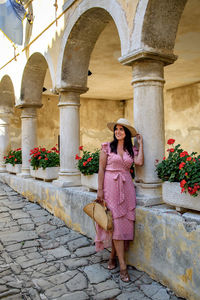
[75,154,81,160]
[186,157,192,161]
[180,179,187,188]
[79,146,83,150]
[170,148,174,153]
[179,162,186,170]
[180,151,189,158]
[83,161,87,166]
[167,139,175,145]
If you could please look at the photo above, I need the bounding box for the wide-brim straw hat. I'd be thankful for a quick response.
[107,118,137,137]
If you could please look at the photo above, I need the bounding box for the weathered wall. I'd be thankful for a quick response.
[1,172,200,300]
[124,99,134,125]
[9,96,124,153]
[10,107,21,150]
[37,94,60,149]
[9,94,60,152]
[80,98,124,151]
[128,205,200,300]
[165,82,200,154]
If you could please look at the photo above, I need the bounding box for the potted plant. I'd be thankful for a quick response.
[155,138,200,211]
[4,148,22,174]
[29,146,60,181]
[75,146,100,190]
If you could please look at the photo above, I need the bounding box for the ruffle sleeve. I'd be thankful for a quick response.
[101,142,109,155]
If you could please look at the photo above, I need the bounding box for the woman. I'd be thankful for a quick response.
[95,118,143,282]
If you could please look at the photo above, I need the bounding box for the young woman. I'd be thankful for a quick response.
[95,118,143,282]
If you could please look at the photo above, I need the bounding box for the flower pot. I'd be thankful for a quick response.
[162,181,200,212]
[6,163,22,174]
[81,173,98,191]
[30,166,59,181]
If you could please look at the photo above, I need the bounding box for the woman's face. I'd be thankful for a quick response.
[114,125,126,141]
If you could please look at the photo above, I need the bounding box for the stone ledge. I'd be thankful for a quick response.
[0,173,97,238]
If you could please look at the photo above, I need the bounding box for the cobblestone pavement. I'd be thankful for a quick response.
[0,181,185,300]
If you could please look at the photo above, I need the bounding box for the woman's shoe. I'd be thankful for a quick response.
[120,268,130,282]
[107,257,117,270]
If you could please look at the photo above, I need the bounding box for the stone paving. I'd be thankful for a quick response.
[0,181,185,300]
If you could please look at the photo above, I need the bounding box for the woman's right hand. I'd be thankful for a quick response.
[97,188,104,202]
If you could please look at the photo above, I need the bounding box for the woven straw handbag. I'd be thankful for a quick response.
[83,200,113,231]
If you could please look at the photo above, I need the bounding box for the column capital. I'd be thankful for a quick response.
[16,103,43,110]
[58,86,88,107]
[0,110,13,119]
[20,107,38,119]
[119,49,177,67]
[58,85,89,95]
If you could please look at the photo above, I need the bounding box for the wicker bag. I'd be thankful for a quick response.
[83,200,113,231]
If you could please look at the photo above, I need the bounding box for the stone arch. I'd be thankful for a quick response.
[131,0,188,56]
[57,0,129,89]
[0,75,15,111]
[20,52,48,106]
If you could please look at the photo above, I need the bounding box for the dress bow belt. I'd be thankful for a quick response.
[113,173,126,205]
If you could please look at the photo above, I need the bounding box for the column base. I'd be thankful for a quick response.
[53,172,81,187]
[135,182,163,206]
[17,168,31,178]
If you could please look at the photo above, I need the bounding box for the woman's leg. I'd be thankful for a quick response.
[108,241,117,269]
[110,241,116,258]
[113,239,126,270]
[113,239,130,282]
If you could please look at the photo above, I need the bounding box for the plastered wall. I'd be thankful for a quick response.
[9,96,125,153]
[80,98,124,151]
[165,82,200,154]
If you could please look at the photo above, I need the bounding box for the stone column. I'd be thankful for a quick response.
[0,112,12,172]
[120,52,176,205]
[18,106,38,177]
[53,86,88,187]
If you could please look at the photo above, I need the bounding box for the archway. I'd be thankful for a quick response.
[19,52,58,177]
[55,4,130,187]
[0,75,15,172]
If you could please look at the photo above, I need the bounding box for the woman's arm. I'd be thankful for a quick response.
[97,150,107,201]
[134,134,144,166]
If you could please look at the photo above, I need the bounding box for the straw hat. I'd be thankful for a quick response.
[107,118,137,137]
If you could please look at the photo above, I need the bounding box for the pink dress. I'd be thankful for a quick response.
[95,142,138,251]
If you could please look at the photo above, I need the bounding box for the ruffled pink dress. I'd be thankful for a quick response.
[95,142,138,251]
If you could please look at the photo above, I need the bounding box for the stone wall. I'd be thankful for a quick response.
[80,98,124,151]
[165,82,200,154]
[1,172,200,300]
[128,205,200,300]
[9,96,125,153]
[37,94,59,150]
